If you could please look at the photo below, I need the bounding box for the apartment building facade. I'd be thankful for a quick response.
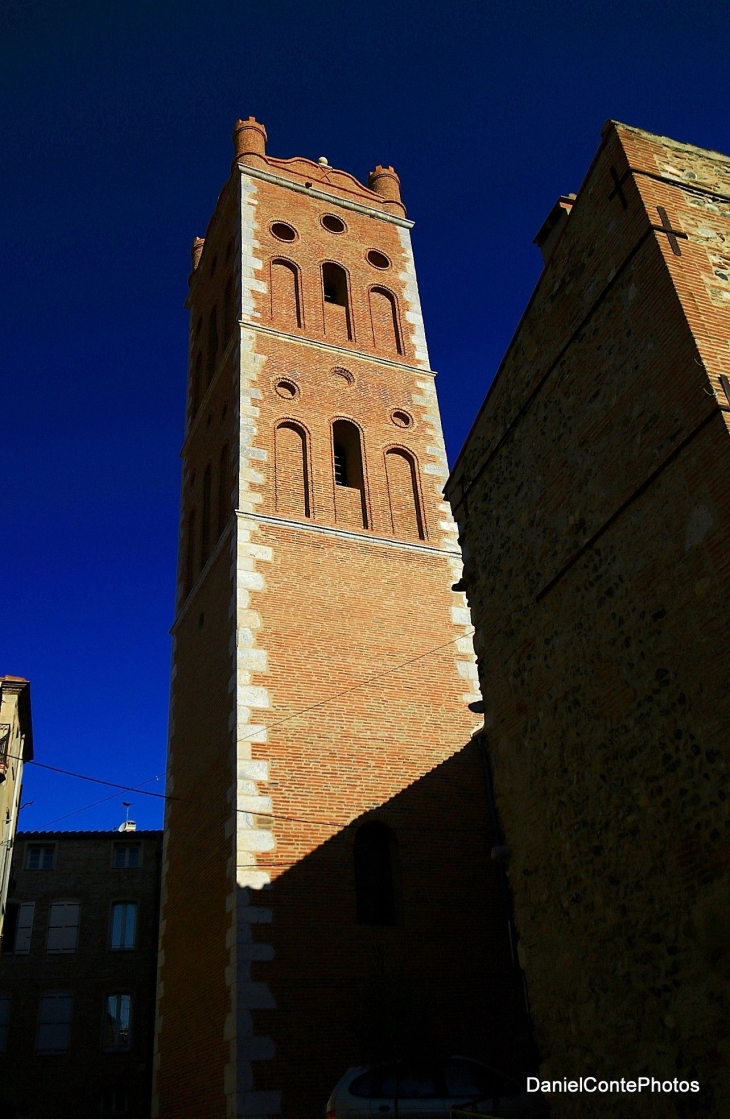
[0,829,162,1118]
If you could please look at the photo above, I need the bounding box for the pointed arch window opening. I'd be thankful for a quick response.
[191,351,203,418]
[385,447,426,541]
[206,305,219,384]
[322,263,352,342]
[332,421,365,491]
[270,259,303,329]
[184,510,196,598]
[223,277,236,343]
[275,421,311,520]
[369,285,403,355]
[333,444,348,486]
[354,821,397,926]
[200,465,212,569]
[218,443,230,538]
[332,419,368,529]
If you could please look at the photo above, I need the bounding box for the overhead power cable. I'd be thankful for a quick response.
[13,626,481,833]
[233,627,477,746]
[28,760,170,798]
[35,775,166,829]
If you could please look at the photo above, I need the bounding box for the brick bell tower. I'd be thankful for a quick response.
[154,119,523,1119]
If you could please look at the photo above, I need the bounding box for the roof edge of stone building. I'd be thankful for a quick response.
[604,118,730,165]
[447,117,730,494]
[1,674,33,760]
[447,122,616,488]
[17,828,164,838]
[447,159,600,486]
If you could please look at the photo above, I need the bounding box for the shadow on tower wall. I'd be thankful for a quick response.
[238,736,534,1118]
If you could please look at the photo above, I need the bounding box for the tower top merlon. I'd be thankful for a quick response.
[367,165,406,217]
[233,116,268,169]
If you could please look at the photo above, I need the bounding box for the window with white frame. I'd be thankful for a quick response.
[26,844,55,870]
[112,844,141,869]
[2,901,35,954]
[37,993,72,1053]
[109,902,137,950]
[103,994,131,1051]
[0,995,9,1052]
[46,901,80,953]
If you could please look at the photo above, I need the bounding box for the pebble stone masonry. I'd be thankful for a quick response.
[153,119,526,1119]
[446,122,730,1119]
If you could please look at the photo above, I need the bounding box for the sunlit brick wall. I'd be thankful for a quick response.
[155,124,526,1119]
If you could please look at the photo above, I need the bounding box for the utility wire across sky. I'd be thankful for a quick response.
[15,627,480,831]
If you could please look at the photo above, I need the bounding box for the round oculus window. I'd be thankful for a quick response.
[275,378,299,400]
[391,409,413,429]
[270,222,297,242]
[321,214,346,234]
[367,249,390,269]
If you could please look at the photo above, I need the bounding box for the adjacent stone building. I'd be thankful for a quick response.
[154,119,527,1119]
[0,828,162,1118]
[446,121,730,1118]
[0,676,33,949]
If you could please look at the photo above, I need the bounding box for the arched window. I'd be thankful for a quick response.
[354,822,396,925]
[385,449,425,541]
[369,286,402,355]
[223,277,235,343]
[218,443,230,537]
[275,422,310,519]
[332,420,367,529]
[206,305,219,384]
[184,510,196,597]
[200,464,212,568]
[191,351,203,417]
[322,263,352,342]
[270,259,302,329]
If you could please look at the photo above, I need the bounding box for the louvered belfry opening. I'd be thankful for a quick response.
[322,262,352,342]
[332,419,367,528]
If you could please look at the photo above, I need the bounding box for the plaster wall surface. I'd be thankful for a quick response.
[0,677,32,945]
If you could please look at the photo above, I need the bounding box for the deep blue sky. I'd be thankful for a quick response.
[3,0,729,833]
